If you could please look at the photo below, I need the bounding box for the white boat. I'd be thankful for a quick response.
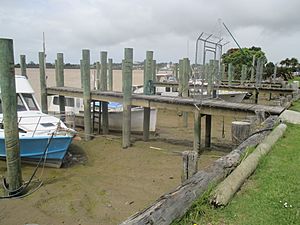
[47,96,158,132]
[0,75,75,167]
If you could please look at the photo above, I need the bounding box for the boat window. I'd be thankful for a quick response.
[53,96,74,107]
[0,98,2,113]
[166,87,170,92]
[17,94,27,111]
[22,93,39,111]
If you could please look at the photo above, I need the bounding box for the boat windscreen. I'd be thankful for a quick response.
[17,94,27,111]
[22,93,38,111]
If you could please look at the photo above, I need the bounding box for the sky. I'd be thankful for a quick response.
[1,0,300,64]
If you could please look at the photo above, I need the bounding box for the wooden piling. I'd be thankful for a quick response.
[241,64,247,85]
[205,114,212,148]
[143,51,153,141]
[96,61,100,90]
[20,54,27,77]
[221,63,226,81]
[0,38,22,191]
[56,53,65,120]
[82,49,91,141]
[122,48,133,148]
[193,110,202,153]
[100,51,109,134]
[108,58,113,91]
[181,151,198,183]
[182,58,189,127]
[152,59,156,82]
[228,63,233,85]
[39,52,48,113]
[250,55,256,82]
[174,63,178,79]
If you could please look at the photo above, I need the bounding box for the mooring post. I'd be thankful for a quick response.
[108,58,113,91]
[228,63,233,86]
[174,63,179,79]
[178,59,184,95]
[143,50,153,141]
[100,51,109,134]
[96,61,100,90]
[122,48,133,148]
[205,114,212,148]
[0,38,22,192]
[181,151,198,183]
[241,64,247,85]
[20,54,27,77]
[39,52,48,113]
[250,55,256,82]
[152,59,156,82]
[82,49,91,141]
[182,58,190,127]
[221,63,226,81]
[193,109,202,153]
[56,53,65,120]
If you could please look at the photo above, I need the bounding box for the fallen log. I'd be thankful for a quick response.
[119,116,278,225]
[211,123,287,207]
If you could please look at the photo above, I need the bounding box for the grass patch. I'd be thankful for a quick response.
[289,101,300,112]
[173,123,300,225]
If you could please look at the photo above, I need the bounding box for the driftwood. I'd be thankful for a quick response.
[211,123,287,206]
[119,116,278,225]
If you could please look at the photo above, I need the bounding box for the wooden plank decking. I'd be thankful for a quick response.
[47,86,285,116]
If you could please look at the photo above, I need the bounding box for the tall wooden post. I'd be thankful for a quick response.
[0,38,22,192]
[182,58,189,127]
[96,61,100,90]
[82,49,91,141]
[20,54,27,77]
[241,64,247,85]
[250,55,256,82]
[221,63,226,81]
[108,58,113,91]
[56,53,65,120]
[205,114,212,148]
[143,51,153,141]
[174,63,179,79]
[193,110,202,153]
[39,52,48,113]
[152,59,156,82]
[122,48,133,148]
[100,51,109,134]
[228,63,233,86]
[178,59,184,96]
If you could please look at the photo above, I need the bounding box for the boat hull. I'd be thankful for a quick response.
[0,135,73,167]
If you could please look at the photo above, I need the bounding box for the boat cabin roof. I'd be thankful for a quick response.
[0,75,34,94]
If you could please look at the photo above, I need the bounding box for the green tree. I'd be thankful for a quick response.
[221,46,267,79]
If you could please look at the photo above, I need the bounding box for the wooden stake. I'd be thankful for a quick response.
[122,48,133,148]
[231,121,251,146]
[82,49,91,141]
[39,52,48,113]
[182,151,198,183]
[0,38,22,192]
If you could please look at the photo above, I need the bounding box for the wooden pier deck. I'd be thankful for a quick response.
[47,86,285,116]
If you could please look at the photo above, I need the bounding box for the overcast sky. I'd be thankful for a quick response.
[1,0,300,64]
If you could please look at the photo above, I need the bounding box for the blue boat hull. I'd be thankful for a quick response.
[0,136,73,167]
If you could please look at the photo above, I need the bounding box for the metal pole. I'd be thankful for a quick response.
[0,38,22,192]
[122,48,133,148]
[39,52,48,113]
[82,49,91,141]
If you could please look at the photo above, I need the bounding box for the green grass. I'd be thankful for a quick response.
[173,123,300,225]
